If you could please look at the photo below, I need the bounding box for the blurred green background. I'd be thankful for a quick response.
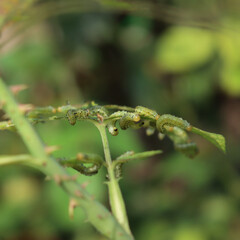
[0,0,240,239]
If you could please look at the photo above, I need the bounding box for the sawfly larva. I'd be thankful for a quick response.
[156,114,191,133]
[119,113,141,130]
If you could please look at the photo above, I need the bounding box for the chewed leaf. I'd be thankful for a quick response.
[116,150,162,161]
[191,127,226,153]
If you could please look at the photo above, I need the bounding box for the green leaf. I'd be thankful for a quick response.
[217,30,240,96]
[191,127,226,153]
[116,150,162,162]
[155,26,214,72]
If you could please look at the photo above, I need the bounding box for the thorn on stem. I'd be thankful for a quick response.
[71,175,78,181]
[81,181,90,189]
[42,162,47,167]
[45,145,60,155]
[10,84,28,95]
[75,190,84,198]
[53,174,77,184]
[118,232,124,236]
[54,174,62,185]
[18,104,34,114]
[69,198,79,220]
[61,175,78,181]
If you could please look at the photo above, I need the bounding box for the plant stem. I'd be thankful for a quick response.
[0,154,34,166]
[0,78,133,240]
[96,124,132,236]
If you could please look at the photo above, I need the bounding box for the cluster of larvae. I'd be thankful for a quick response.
[23,102,224,178]
[65,103,198,159]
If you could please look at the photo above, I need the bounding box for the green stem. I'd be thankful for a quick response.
[96,124,132,236]
[0,78,133,240]
[0,154,34,166]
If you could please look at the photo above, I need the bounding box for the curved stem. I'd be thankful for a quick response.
[96,124,132,236]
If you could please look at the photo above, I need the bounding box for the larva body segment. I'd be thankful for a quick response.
[59,153,103,176]
[67,109,91,125]
[163,126,199,158]
[114,163,123,179]
[72,164,100,176]
[89,105,108,118]
[156,114,190,133]
[76,109,90,120]
[67,109,77,125]
[112,151,135,179]
[135,106,158,120]
[108,111,128,120]
[119,113,141,130]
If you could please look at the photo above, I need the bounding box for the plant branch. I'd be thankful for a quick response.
[0,154,34,166]
[96,124,132,236]
[0,77,133,240]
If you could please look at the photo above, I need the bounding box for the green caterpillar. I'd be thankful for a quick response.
[119,113,141,130]
[156,114,191,133]
[105,164,123,180]
[135,106,158,120]
[59,153,103,176]
[66,105,108,125]
[66,109,90,125]
[175,142,198,159]
[88,105,108,120]
[66,109,78,125]
[114,163,123,179]
[164,125,198,158]
[107,111,128,120]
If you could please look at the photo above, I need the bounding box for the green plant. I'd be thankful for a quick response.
[0,78,225,240]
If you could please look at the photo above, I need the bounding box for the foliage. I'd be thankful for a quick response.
[0,0,238,239]
[0,79,225,239]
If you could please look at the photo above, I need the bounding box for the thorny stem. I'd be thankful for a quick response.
[96,124,132,235]
[0,78,133,240]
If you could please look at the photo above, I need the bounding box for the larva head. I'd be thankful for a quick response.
[67,110,77,125]
[119,113,141,130]
[108,125,119,136]
[138,119,151,128]
[156,114,190,133]
[107,120,119,136]
[133,114,141,122]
